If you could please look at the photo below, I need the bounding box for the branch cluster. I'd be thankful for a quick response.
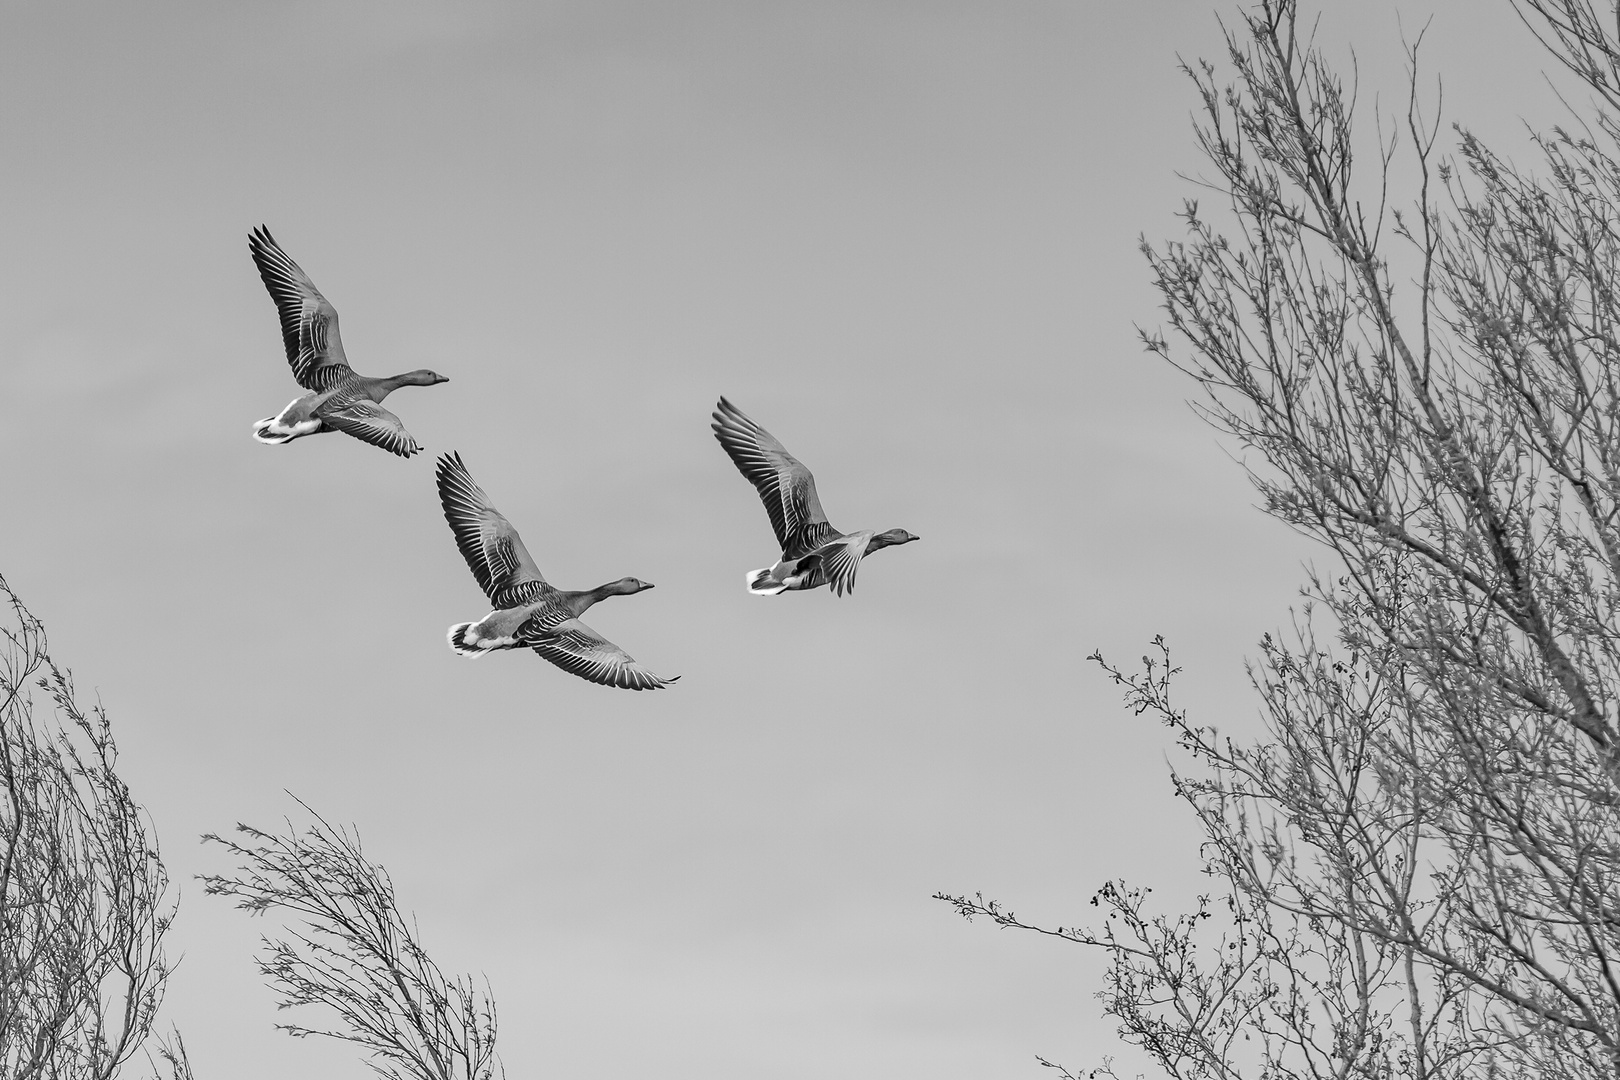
[200,803,499,1080]
[0,573,175,1080]
[947,1,1620,1076]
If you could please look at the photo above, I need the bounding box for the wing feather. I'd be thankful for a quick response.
[527,618,677,691]
[319,398,422,458]
[248,226,353,391]
[817,532,869,597]
[711,397,838,557]
[434,453,550,606]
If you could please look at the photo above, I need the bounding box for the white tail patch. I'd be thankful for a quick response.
[448,622,489,656]
[747,568,787,595]
[252,401,323,445]
[252,418,295,444]
[252,416,321,444]
[448,621,518,655]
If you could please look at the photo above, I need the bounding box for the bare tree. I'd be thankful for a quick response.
[201,801,500,1080]
[0,572,178,1080]
[942,0,1620,1076]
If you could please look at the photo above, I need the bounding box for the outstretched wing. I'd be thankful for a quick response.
[816,531,870,598]
[320,398,422,458]
[434,452,550,606]
[248,225,353,391]
[711,397,839,558]
[527,618,677,691]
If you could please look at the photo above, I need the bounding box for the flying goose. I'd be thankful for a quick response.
[711,397,918,596]
[248,226,448,457]
[435,452,677,691]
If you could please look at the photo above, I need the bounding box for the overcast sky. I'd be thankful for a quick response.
[0,2,1569,1077]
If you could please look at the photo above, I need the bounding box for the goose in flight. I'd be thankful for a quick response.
[435,452,677,691]
[711,397,918,596]
[248,225,448,457]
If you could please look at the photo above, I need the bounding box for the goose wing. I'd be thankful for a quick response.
[434,452,550,606]
[320,398,422,458]
[527,618,677,691]
[248,226,353,392]
[711,397,839,557]
[816,531,871,598]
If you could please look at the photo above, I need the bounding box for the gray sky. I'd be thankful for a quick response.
[0,2,1563,1076]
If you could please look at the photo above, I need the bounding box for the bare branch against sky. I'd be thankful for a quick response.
[202,804,500,1080]
[945,0,1620,1074]
[0,573,178,1080]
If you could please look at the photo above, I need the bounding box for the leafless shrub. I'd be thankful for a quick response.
[0,572,177,1080]
[201,801,500,1080]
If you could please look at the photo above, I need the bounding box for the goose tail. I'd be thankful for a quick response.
[747,568,788,595]
[252,412,322,445]
[448,622,491,656]
[252,417,296,444]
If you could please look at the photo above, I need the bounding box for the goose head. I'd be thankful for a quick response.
[404,369,451,386]
[611,577,656,595]
[870,528,920,551]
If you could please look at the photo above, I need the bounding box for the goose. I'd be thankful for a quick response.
[435,452,677,691]
[247,226,448,457]
[711,397,919,596]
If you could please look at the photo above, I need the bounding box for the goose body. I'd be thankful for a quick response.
[435,452,677,691]
[711,397,918,596]
[248,226,448,457]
